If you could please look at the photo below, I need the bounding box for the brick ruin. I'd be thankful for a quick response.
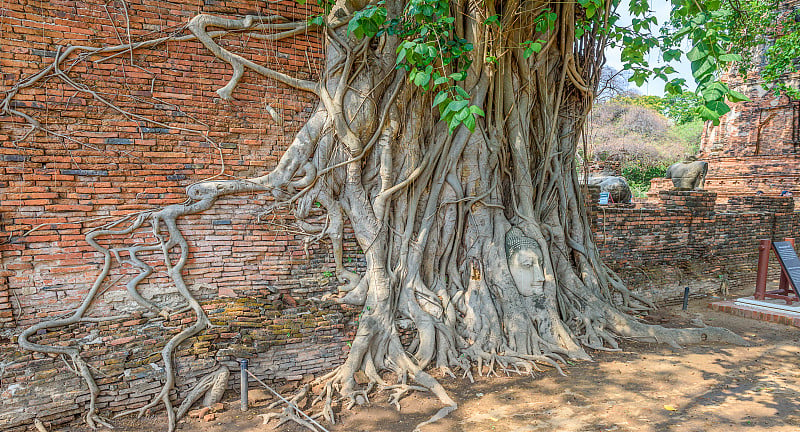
[588,189,799,302]
[1,0,799,430]
[0,0,362,428]
[651,0,800,201]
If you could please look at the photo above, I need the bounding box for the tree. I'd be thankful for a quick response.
[608,92,703,125]
[713,0,800,99]
[662,91,703,125]
[5,0,754,431]
[596,66,638,102]
[611,94,665,112]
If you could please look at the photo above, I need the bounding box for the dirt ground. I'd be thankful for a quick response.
[88,297,800,432]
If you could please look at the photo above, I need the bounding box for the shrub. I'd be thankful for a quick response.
[622,161,670,194]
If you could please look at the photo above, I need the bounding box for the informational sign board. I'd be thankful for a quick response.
[771,241,800,297]
[599,192,610,205]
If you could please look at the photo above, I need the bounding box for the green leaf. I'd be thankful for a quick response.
[469,105,485,116]
[484,14,500,25]
[448,118,460,133]
[432,91,449,107]
[726,89,750,103]
[701,84,725,102]
[703,100,731,117]
[522,40,544,59]
[662,49,682,62]
[691,57,716,80]
[686,43,709,62]
[414,70,430,87]
[309,15,325,26]
[463,112,476,131]
[446,99,469,113]
[718,53,742,62]
[347,19,360,36]
[454,107,469,121]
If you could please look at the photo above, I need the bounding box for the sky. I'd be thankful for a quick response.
[603,0,696,97]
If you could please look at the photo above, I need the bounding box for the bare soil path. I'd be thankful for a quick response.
[86,298,800,432]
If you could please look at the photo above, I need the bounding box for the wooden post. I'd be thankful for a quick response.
[755,239,771,300]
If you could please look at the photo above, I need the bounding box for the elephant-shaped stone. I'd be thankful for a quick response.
[587,175,632,203]
[665,161,708,190]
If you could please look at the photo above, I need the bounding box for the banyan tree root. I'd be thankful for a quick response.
[10,0,751,431]
[258,384,322,432]
[175,367,230,421]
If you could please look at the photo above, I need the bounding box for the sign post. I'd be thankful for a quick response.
[754,238,800,304]
[755,239,771,300]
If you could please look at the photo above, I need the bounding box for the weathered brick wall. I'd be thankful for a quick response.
[692,0,800,202]
[0,0,363,429]
[588,189,799,301]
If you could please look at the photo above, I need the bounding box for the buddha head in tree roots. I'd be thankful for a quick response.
[505,227,545,297]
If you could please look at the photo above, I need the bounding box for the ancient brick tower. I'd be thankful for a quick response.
[698,0,800,201]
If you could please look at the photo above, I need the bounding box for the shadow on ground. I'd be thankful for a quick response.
[73,297,800,432]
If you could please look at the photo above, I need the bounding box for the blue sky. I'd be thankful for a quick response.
[604,0,696,96]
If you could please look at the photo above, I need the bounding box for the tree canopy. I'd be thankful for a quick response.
[335,0,792,133]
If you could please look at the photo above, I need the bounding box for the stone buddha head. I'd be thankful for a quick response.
[505,227,545,297]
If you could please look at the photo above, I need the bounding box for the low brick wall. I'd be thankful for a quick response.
[0,195,362,430]
[1,298,354,428]
[588,188,799,302]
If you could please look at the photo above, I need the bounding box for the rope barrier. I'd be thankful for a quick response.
[245,369,330,432]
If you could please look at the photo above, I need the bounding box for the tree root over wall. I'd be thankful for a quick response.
[5,1,748,431]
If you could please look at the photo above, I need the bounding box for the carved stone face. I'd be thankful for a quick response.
[505,228,545,297]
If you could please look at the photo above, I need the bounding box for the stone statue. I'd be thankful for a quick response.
[505,227,545,296]
[665,160,708,190]
[587,175,632,203]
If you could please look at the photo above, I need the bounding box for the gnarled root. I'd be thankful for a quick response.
[175,367,230,421]
[259,384,323,432]
[605,306,750,348]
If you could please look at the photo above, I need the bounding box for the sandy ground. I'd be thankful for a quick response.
[79,297,800,432]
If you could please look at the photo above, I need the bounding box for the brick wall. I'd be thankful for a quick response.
[0,0,362,429]
[588,189,799,302]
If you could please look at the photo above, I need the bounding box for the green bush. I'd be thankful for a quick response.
[622,161,671,195]
[674,120,704,154]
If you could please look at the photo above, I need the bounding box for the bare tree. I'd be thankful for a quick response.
[595,66,639,102]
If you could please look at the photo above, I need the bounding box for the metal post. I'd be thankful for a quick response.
[682,287,690,311]
[755,239,771,300]
[239,359,249,412]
